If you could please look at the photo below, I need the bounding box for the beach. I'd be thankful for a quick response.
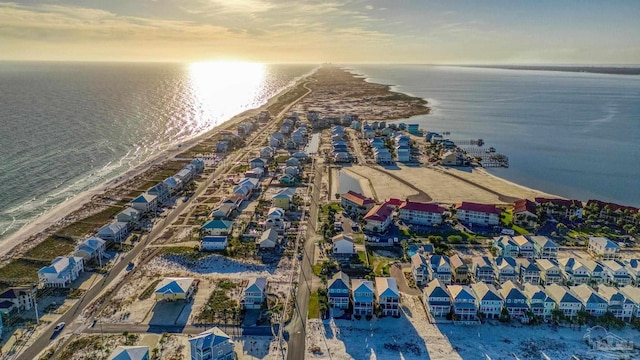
[0,70,314,264]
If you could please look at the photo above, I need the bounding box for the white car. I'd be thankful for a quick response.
[53,322,65,332]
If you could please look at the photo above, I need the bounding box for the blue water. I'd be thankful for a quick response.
[0,62,315,241]
[349,65,640,207]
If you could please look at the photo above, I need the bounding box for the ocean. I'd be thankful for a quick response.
[350,65,640,207]
[0,62,315,241]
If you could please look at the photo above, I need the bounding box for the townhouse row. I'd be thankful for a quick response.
[424,279,640,323]
[328,272,401,317]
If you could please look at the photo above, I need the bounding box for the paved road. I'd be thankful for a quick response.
[20,116,282,360]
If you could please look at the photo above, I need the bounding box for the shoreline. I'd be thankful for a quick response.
[0,69,316,261]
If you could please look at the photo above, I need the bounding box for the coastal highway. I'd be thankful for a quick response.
[19,79,313,360]
[83,324,273,337]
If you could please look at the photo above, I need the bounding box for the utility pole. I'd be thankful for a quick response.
[32,286,39,325]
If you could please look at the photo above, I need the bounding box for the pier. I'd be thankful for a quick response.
[463,147,509,167]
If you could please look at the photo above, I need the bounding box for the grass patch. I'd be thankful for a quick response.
[196,289,241,324]
[56,205,124,238]
[354,236,365,245]
[159,246,210,260]
[138,278,162,300]
[370,255,392,277]
[0,258,46,284]
[52,335,106,360]
[321,204,342,214]
[312,263,323,277]
[23,235,76,261]
[275,155,290,163]
[308,290,320,319]
[357,250,368,266]
[218,279,237,290]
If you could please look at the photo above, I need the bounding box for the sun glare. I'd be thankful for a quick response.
[188,61,266,130]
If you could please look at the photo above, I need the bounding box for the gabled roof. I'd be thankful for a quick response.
[329,271,350,291]
[448,285,476,301]
[273,187,295,200]
[513,199,538,215]
[523,283,552,303]
[246,277,267,293]
[603,260,627,273]
[375,277,399,298]
[425,279,450,300]
[0,287,32,300]
[332,233,354,243]
[517,259,540,273]
[131,193,156,204]
[249,157,265,164]
[118,207,140,218]
[512,235,534,248]
[399,201,445,214]
[38,256,83,277]
[341,191,375,206]
[352,279,374,294]
[581,259,604,273]
[596,285,624,303]
[499,281,527,303]
[494,257,517,270]
[364,204,393,222]
[571,284,607,305]
[494,235,518,248]
[429,255,451,269]
[259,228,278,244]
[472,256,493,269]
[98,221,128,235]
[411,253,428,269]
[384,198,404,207]
[154,277,194,296]
[545,284,581,304]
[535,259,559,272]
[267,207,285,218]
[202,219,233,230]
[78,237,106,251]
[620,285,640,304]
[108,346,149,360]
[529,236,558,249]
[456,202,501,215]
[449,254,467,269]
[189,327,232,350]
[589,236,620,250]
[163,176,181,188]
[471,282,502,302]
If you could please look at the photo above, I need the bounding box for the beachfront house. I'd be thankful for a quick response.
[499,281,529,320]
[588,236,620,260]
[536,259,563,285]
[620,286,640,318]
[328,272,351,312]
[513,199,539,228]
[493,257,518,284]
[398,201,445,226]
[582,259,607,284]
[363,204,393,233]
[285,157,300,168]
[571,284,607,317]
[341,191,376,215]
[545,284,581,319]
[211,203,235,220]
[517,259,541,285]
[108,346,149,360]
[163,176,182,195]
[455,202,501,226]
[189,327,235,360]
[201,219,233,237]
[147,182,170,205]
[97,221,130,243]
[74,236,106,263]
[535,198,583,219]
[0,287,35,313]
[375,277,400,317]
[448,285,478,321]
[423,279,451,319]
[155,277,196,302]
[598,285,634,321]
[201,236,228,251]
[260,147,273,160]
[530,236,558,260]
[242,277,267,310]
[352,279,375,316]
[472,256,495,284]
[411,253,429,287]
[471,282,503,320]
[249,158,265,170]
[523,283,555,321]
[428,255,452,285]
[116,207,141,228]
[38,256,85,288]
[130,193,158,214]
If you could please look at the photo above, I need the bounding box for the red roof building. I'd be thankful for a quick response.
[363,204,394,233]
[513,199,539,228]
[341,190,376,215]
[399,201,446,226]
[456,202,501,226]
[535,198,584,219]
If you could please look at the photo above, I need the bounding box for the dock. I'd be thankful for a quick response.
[463,147,509,168]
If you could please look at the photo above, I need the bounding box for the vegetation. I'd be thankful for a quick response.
[22,235,76,261]
[138,279,162,300]
[197,289,241,324]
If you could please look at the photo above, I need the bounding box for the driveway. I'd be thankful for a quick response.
[390,263,420,296]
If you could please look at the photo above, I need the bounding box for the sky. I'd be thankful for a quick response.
[1,0,639,64]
